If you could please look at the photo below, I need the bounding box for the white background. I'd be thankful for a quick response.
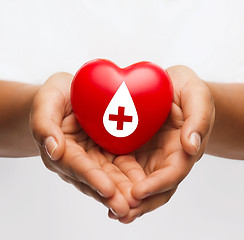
[0,0,244,239]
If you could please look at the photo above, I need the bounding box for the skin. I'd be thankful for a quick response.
[109,65,216,223]
[205,82,244,159]
[1,65,239,224]
[30,73,142,217]
[0,81,39,157]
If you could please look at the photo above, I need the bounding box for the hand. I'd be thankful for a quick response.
[108,65,215,223]
[30,72,145,217]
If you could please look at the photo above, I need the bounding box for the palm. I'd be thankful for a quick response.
[54,106,143,213]
[107,99,193,222]
[54,68,193,200]
[110,66,216,223]
[112,99,195,197]
[35,67,214,223]
[135,100,194,176]
[61,110,115,164]
[109,73,206,223]
[34,74,143,217]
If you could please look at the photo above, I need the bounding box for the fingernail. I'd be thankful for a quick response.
[109,208,118,217]
[189,132,201,153]
[97,190,106,198]
[44,137,58,161]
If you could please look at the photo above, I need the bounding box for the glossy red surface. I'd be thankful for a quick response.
[71,59,173,155]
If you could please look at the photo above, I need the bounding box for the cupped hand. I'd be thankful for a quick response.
[109,65,215,223]
[30,72,145,218]
[29,65,215,224]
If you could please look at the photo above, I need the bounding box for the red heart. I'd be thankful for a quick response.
[71,59,173,155]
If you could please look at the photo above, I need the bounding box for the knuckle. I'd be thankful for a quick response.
[113,155,124,165]
[48,72,73,83]
[125,167,143,177]
[106,168,122,177]
[199,113,211,135]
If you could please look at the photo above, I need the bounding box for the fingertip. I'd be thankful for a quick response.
[117,210,140,224]
[118,217,137,224]
[181,129,202,156]
[31,109,66,161]
[84,167,116,198]
[129,198,141,208]
[116,181,141,208]
[43,128,66,161]
[131,181,149,200]
[106,190,130,218]
[108,209,118,220]
[44,137,58,160]
[189,132,201,154]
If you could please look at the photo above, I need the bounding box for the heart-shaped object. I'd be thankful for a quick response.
[71,59,173,155]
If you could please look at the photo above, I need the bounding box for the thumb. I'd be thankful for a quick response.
[180,81,215,156]
[30,73,73,160]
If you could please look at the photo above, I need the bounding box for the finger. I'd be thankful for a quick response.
[85,147,139,210]
[181,81,215,155]
[85,147,142,208]
[58,173,103,201]
[181,82,214,155]
[108,209,118,220]
[131,150,194,199]
[100,159,141,208]
[103,189,130,217]
[117,188,177,224]
[167,66,215,155]
[54,140,116,199]
[58,173,129,218]
[30,73,73,160]
[54,141,130,215]
[113,155,146,183]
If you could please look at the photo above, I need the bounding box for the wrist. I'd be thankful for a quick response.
[17,84,41,156]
